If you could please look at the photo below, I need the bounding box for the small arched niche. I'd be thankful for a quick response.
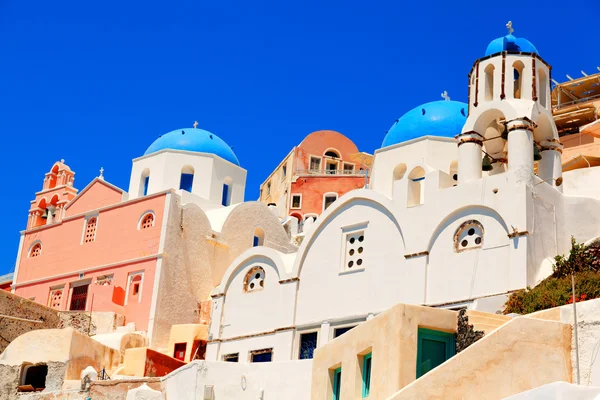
[538,68,548,108]
[253,227,265,247]
[513,61,525,99]
[484,64,495,101]
[244,266,265,292]
[393,163,407,181]
[407,167,425,207]
[324,149,340,159]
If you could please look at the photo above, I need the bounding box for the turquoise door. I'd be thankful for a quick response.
[416,328,455,378]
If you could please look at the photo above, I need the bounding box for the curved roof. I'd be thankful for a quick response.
[144,128,240,166]
[381,100,467,147]
[485,34,538,56]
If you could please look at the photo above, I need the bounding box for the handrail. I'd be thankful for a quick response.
[296,169,368,176]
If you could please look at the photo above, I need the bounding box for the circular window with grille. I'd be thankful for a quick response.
[454,220,484,253]
[244,266,265,292]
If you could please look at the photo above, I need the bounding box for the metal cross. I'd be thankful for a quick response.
[506,21,514,35]
[441,91,450,101]
[193,121,199,129]
[99,167,104,178]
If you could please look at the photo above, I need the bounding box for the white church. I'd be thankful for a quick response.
[202,26,600,364]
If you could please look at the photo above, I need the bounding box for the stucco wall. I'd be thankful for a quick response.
[162,359,313,400]
[310,304,457,400]
[0,290,60,352]
[65,180,123,217]
[387,317,572,400]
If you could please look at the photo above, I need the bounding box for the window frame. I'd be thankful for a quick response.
[28,241,43,258]
[290,194,302,210]
[362,352,372,398]
[281,164,287,181]
[297,330,319,360]
[416,328,456,378]
[342,162,355,173]
[332,324,357,339]
[340,222,368,274]
[222,353,239,362]
[80,214,99,244]
[138,211,156,230]
[332,367,342,400]
[249,348,273,363]
[125,271,145,305]
[322,192,338,212]
[309,155,322,171]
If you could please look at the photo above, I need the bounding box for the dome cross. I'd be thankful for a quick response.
[99,167,104,179]
[506,21,514,35]
[193,121,199,129]
[441,91,450,101]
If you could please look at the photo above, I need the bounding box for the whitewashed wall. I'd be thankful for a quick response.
[128,150,246,205]
[163,359,312,400]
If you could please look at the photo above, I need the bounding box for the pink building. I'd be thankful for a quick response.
[11,125,297,351]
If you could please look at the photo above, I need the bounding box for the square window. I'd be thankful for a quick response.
[310,157,321,171]
[342,229,365,272]
[223,353,239,362]
[133,283,140,295]
[343,163,354,172]
[326,160,338,174]
[334,326,355,338]
[291,194,302,209]
[324,194,337,210]
[174,342,187,361]
[299,331,318,360]
[282,165,287,180]
[250,348,273,363]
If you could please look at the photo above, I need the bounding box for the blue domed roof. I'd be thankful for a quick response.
[381,100,468,147]
[144,128,240,166]
[485,34,538,56]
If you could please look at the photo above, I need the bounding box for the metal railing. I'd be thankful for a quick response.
[296,169,368,176]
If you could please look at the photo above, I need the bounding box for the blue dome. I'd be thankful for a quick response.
[381,100,468,147]
[485,34,538,56]
[144,128,240,166]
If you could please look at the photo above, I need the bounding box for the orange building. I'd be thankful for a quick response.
[259,130,372,230]
[552,70,600,171]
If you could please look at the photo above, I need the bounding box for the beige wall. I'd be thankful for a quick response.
[167,324,208,362]
[388,317,572,400]
[310,304,457,400]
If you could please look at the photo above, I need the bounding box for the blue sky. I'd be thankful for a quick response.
[0,0,598,275]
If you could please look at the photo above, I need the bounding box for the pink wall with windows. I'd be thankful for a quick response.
[14,189,168,331]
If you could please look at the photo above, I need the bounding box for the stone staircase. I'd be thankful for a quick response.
[466,310,512,334]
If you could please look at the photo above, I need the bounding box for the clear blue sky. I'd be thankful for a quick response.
[1,0,598,275]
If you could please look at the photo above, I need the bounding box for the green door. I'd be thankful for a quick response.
[332,367,342,400]
[416,328,455,378]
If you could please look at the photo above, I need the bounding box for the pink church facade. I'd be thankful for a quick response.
[14,165,168,332]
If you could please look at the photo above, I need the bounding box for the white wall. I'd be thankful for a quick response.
[163,359,313,400]
[128,150,246,206]
[563,167,600,199]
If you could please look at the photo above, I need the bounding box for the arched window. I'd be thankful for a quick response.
[513,61,525,99]
[84,217,97,243]
[324,149,340,159]
[48,288,63,309]
[244,266,265,292]
[484,64,495,101]
[253,227,265,247]
[140,213,154,229]
[30,243,42,258]
[454,220,484,253]
[179,166,194,192]
[407,167,425,207]
[128,275,142,303]
[538,68,548,108]
[393,164,407,181]
[323,193,338,211]
[140,169,150,197]
[222,177,233,206]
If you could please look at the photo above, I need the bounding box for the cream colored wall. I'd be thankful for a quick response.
[310,304,457,400]
[387,317,572,400]
[167,324,208,362]
[259,150,294,217]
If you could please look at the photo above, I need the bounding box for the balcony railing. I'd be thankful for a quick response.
[296,169,368,176]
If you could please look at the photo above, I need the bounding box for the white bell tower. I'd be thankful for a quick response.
[457,22,562,190]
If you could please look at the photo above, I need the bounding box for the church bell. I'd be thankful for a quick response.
[533,145,542,161]
[482,155,494,171]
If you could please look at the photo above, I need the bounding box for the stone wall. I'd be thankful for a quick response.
[0,290,60,353]
[58,312,96,336]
